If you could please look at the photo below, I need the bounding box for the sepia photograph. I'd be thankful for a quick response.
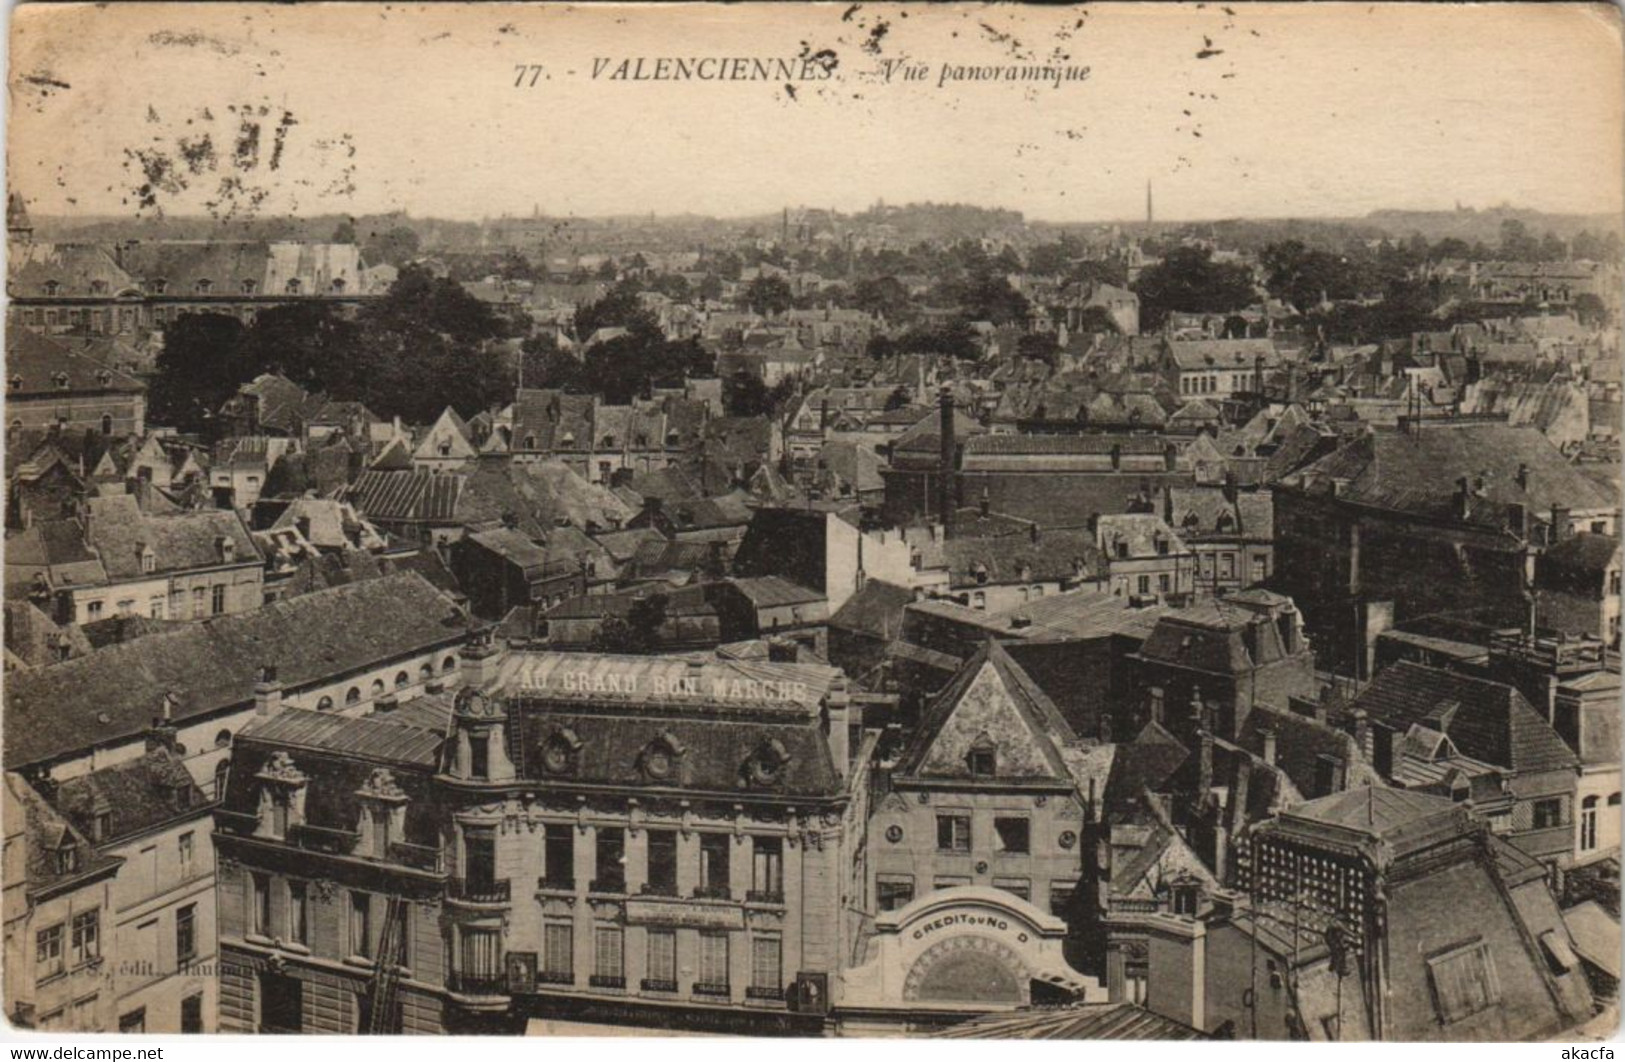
[2,0,1622,1045]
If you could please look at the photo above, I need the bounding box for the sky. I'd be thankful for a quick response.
[8,2,1624,224]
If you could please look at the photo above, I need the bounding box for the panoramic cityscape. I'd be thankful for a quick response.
[3,0,1621,1044]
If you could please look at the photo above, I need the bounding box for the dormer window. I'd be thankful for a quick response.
[55,842,79,876]
[602,435,616,448]
[95,370,111,386]
[560,432,576,447]
[43,280,60,296]
[217,536,235,563]
[640,732,686,783]
[972,562,990,585]
[138,543,155,574]
[1155,534,1170,556]
[150,279,167,295]
[285,278,302,295]
[741,738,791,788]
[93,810,111,842]
[539,728,582,776]
[194,279,212,295]
[330,278,346,294]
[665,430,680,446]
[9,376,21,391]
[90,280,108,296]
[241,279,257,295]
[52,372,70,391]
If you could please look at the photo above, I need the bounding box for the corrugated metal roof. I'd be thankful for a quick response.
[241,707,444,767]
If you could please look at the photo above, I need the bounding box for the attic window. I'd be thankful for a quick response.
[241,279,257,295]
[641,733,686,782]
[967,734,997,778]
[9,376,20,391]
[90,280,108,296]
[285,279,303,295]
[540,728,582,775]
[55,843,79,876]
[602,435,616,448]
[52,372,70,391]
[743,738,791,788]
[330,278,346,294]
[194,279,212,295]
[150,279,167,295]
[523,435,537,450]
[665,430,680,446]
[93,811,111,842]
[96,370,112,386]
[43,280,60,296]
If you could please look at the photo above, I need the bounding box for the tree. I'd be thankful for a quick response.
[332,218,357,244]
[1499,219,1541,262]
[574,280,658,340]
[596,258,620,281]
[725,371,772,417]
[361,225,421,267]
[951,271,1030,326]
[235,302,363,395]
[1574,293,1610,328]
[745,275,794,317]
[697,274,724,301]
[1132,246,1257,330]
[594,592,668,653]
[149,312,249,433]
[884,385,913,411]
[519,335,587,391]
[851,275,912,322]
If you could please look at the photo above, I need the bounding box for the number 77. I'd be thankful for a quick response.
[514,64,544,87]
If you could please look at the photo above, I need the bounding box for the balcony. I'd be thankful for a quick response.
[640,978,678,993]
[448,972,508,997]
[389,841,443,874]
[537,875,575,892]
[537,970,574,985]
[290,823,360,855]
[638,881,678,898]
[692,883,732,901]
[746,986,785,1002]
[745,889,784,906]
[589,877,626,896]
[448,877,511,905]
[692,982,731,998]
[588,975,626,989]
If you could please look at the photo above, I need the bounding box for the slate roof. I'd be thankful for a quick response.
[934,1002,1204,1041]
[240,707,445,768]
[728,576,825,608]
[1104,721,1189,813]
[86,493,260,579]
[4,572,470,769]
[51,747,210,846]
[1287,422,1616,516]
[6,329,146,397]
[1135,603,1297,674]
[1351,662,1579,774]
[1277,785,1472,860]
[942,528,1105,588]
[3,600,93,669]
[827,579,915,640]
[1164,338,1281,371]
[6,772,122,900]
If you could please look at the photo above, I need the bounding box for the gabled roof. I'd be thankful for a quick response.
[896,641,1078,785]
[6,329,146,397]
[51,747,209,845]
[86,493,260,579]
[4,573,469,769]
[1351,662,1578,774]
[5,772,122,899]
[1104,721,1189,812]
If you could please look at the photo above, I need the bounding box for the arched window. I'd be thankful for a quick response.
[100,415,113,436]
[394,671,410,689]
[316,696,334,711]
[214,729,232,749]
[330,278,346,294]
[1582,795,1600,851]
[346,687,362,705]
[420,662,435,680]
[285,278,303,295]
[370,678,386,696]
[213,759,231,801]
[442,655,457,673]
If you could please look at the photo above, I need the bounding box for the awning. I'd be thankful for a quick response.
[1563,901,1621,980]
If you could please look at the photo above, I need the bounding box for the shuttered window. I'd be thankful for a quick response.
[593,925,624,983]
[751,936,781,991]
[646,929,676,985]
[697,931,729,990]
[1426,940,1499,1024]
[543,923,573,980]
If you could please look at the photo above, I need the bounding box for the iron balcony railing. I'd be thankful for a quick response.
[449,878,511,904]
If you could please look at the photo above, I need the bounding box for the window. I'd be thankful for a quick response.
[699,834,730,898]
[937,813,971,852]
[285,279,303,295]
[178,832,194,876]
[176,904,197,966]
[1427,940,1500,1024]
[1049,881,1076,918]
[394,670,410,689]
[242,279,257,295]
[316,696,334,711]
[751,837,783,901]
[55,843,79,876]
[268,789,291,838]
[346,687,361,706]
[696,932,729,993]
[877,875,915,912]
[259,971,302,1033]
[993,878,1031,901]
[443,655,458,673]
[592,925,624,987]
[750,936,782,997]
[542,922,573,981]
[645,929,677,990]
[463,830,496,892]
[1252,555,1268,582]
[350,891,373,959]
[968,747,996,777]
[1220,553,1235,580]
[288,881,308,946]
[117,599,135,617]
[251,873,271,937]
[1581,796,1600,851]
[214,760,231,802]
[71,910,99,967]
[119,1009,146,1034]
[370,679,386,697]
[645,829,677,895]
[149,597,163,618]
[467,733,489,779]
[543,823,574,887]
[594,828,625,892]
[86,600,104,621]
[180,993,203,1034]
[1137,575,1151,596]
[37,924,64,979]
[1533,798,1564,830]
[994,817,1030,854]
[101,414,114,436]
[192,587,205,618]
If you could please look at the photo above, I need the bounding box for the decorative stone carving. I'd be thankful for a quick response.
[356,768,407,804]
[256,751,307,786]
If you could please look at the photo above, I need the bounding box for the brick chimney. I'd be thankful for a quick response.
[937,388,955,530]
[253,665,282,717]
